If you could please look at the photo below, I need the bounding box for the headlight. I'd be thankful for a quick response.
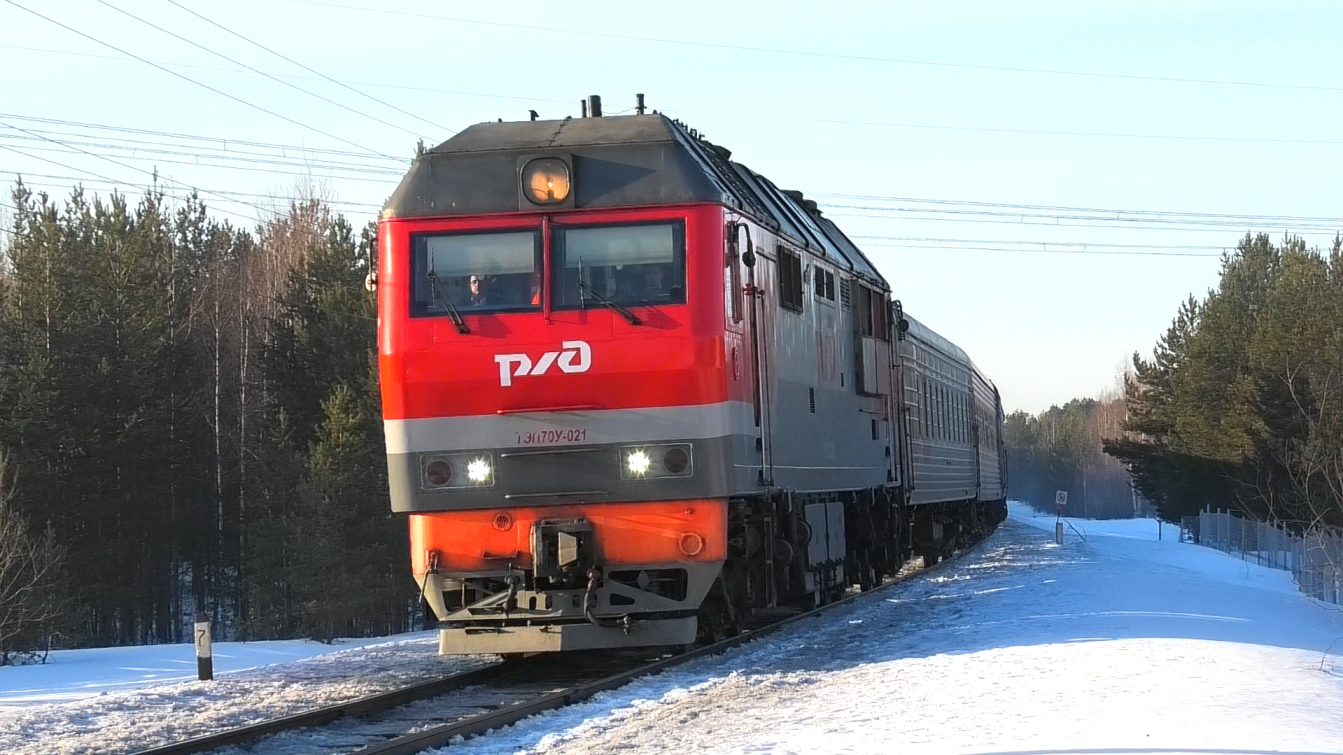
[466,457,492,483]
[420,451,495,490]
[620,443,693,481]
[521,157,571,205]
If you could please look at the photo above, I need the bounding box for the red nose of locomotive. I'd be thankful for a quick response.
[376,114,759,652]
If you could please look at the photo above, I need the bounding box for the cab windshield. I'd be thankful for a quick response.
[553,221,686,309]
[410,230,541,316]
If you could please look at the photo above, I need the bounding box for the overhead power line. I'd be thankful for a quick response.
[3,142,402,186]
[1,171,384,211]
[0,119,277,223]
[821,199,1343,234]
[0,43,576,112]
[860,242,1221,258]
[0,132,404,175]
[0,144,253,225]
[851,235,1230,252]
[93,0,432,141]
[820,194,1343,224]
[163,0,454,135]
[0,113,408,163]
[828,211,1340,237]
[747,115,1343,147]
[1,0,395,159]
[286,0,1343,95]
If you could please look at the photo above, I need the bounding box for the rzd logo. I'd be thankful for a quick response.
[494,340,591,387]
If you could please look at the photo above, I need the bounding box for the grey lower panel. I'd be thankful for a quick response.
[389,434,753,512]
[438,616,697,654]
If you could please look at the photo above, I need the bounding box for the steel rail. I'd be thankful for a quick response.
[129,532,985,755]
[354,547,972,755]
[129,660,516,755]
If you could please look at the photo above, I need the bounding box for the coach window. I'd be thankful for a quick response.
[552,221,686,309]
[410,230,541,317]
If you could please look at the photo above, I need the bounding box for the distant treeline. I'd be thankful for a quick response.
[0,182,413,659]
[1106,234,1343,532]
[1004,396,1143,519]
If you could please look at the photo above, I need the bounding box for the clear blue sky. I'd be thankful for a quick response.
[4,0,1342,413]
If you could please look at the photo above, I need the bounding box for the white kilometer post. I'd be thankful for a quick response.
[194,614,213,681]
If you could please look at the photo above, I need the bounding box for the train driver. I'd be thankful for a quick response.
[467,275,489,307]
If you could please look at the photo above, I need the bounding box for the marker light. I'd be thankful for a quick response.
[662,446,690,475]
[467,458,492,483]
[425,459,453,487]
[627,449,652,476]
[521,158,571,205]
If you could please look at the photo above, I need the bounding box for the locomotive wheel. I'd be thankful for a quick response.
[696,597,735,644]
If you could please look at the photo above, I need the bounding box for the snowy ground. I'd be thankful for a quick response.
[3,503,1341,754]
[0,633,495,754]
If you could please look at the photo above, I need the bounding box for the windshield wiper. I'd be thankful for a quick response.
[576,280,642,326]
[427,269,470,334]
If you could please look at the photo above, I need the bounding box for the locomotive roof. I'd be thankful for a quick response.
[383,114,886,288]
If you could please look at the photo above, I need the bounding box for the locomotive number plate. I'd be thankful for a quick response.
[516,428,588,446]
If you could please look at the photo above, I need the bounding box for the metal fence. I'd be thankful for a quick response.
[1181,509,1342,606]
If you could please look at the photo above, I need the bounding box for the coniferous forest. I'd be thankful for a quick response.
[1007,234,1343,533]
[1107,234,1343,531]
[0,182,413,661]
[4,181,1341,660]
[1003,396,1142,520]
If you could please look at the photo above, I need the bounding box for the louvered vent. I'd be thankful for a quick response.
[839,278,852,310]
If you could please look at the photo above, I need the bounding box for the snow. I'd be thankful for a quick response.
[3,503,1342,755]
[0,633,495,754]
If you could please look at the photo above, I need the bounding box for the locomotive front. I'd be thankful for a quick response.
[377,114,754,653]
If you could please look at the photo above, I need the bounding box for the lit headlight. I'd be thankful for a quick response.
[420,451,496,490]
[466,457,492,483]
[627,450,652,476]
[521,157,571,205]
[620,443,693,481]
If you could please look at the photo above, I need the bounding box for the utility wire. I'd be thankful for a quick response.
[863,243,1221,258]
[3,173,383,210]
[0,113,408,162]
[1,0,395,159]
[0,143,258,224]
[0,120,277,222]
[94,0,431,141]
[10,35,1334,148]
[737,114,1343,147]
[286,0,1343,95]
[827,211,1340,236]
[0,133,405,175]
[3,141,401,184]
[825,204,1343,232]
[851,235,1231,251]
[820,193,1343,224]
[0,43,576,109]
[163,0,454,135]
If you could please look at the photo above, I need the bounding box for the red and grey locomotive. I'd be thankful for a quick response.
[376,98,1007,654]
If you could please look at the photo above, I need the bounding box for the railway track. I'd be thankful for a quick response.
[130,546,976,755]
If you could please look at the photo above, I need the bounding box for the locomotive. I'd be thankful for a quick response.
[376,96,1006,655]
